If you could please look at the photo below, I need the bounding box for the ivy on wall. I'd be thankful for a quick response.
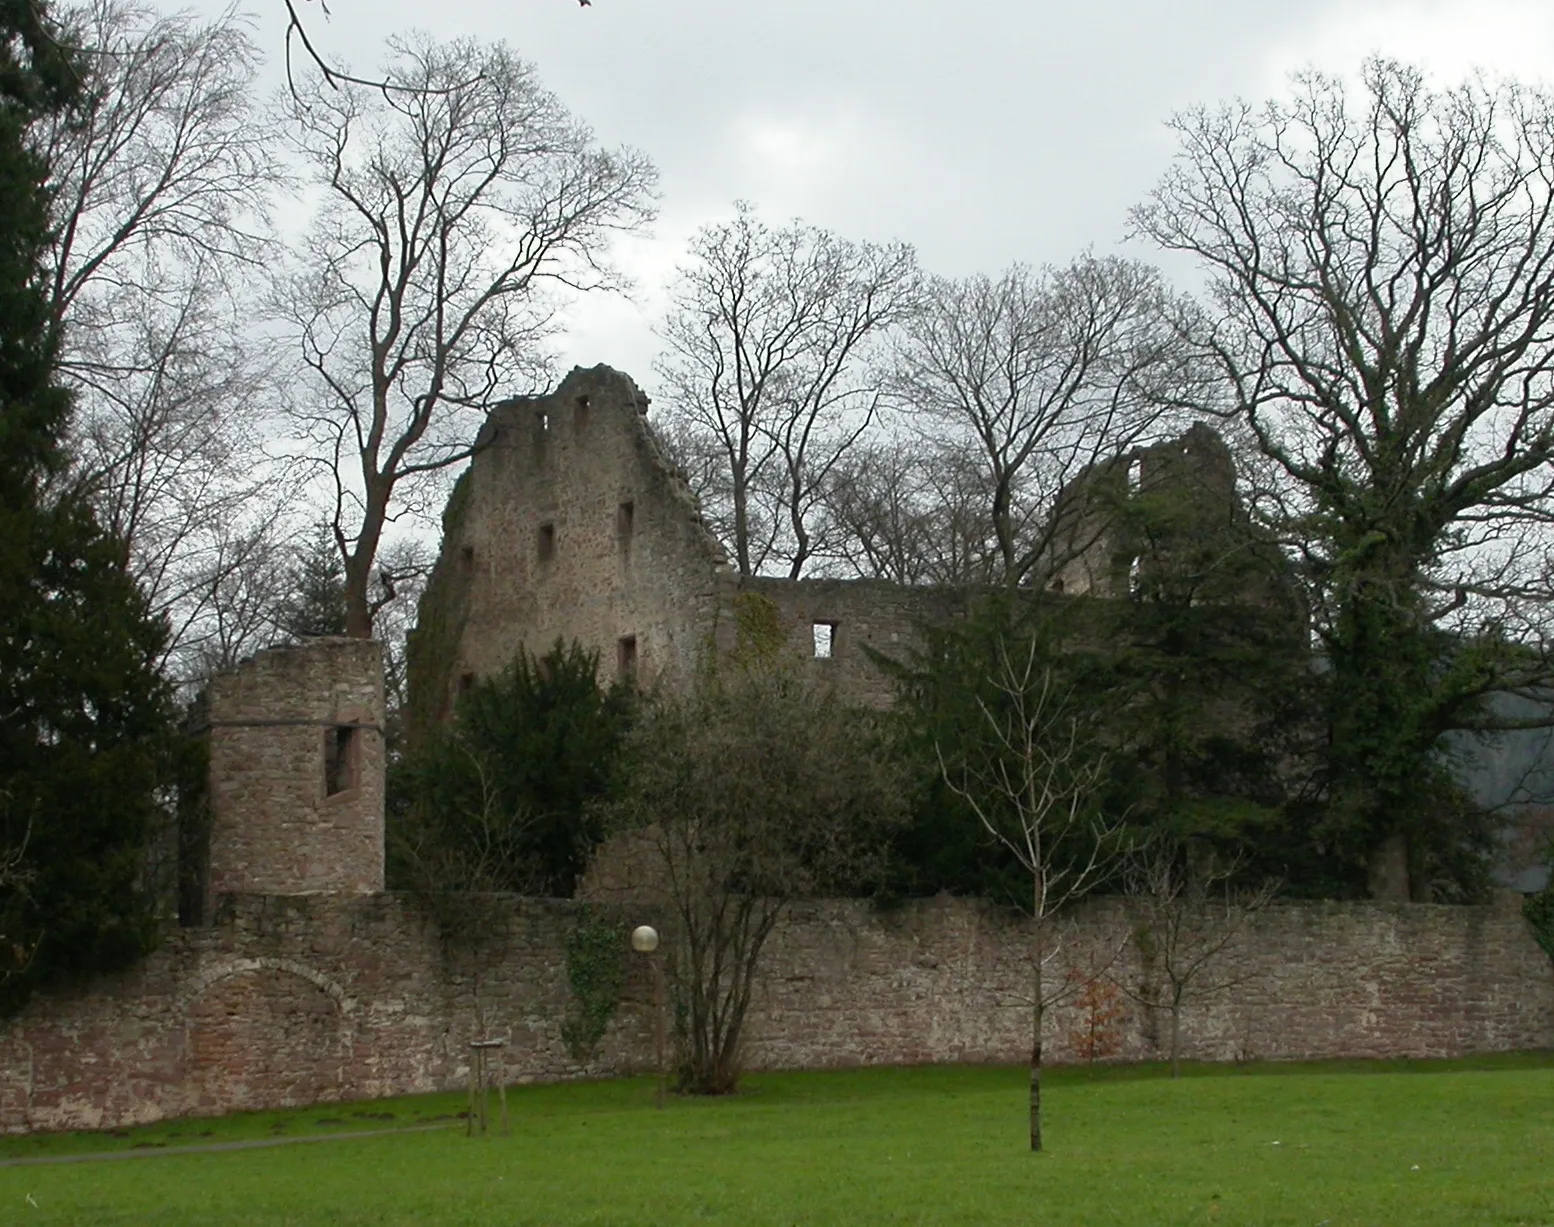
[401,471,476,750]
[561,909,626,1062]
[1526,888,1554,965]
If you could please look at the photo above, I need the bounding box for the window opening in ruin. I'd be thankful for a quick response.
[617,500,635,544]
[1051,577,1065,594]
[575,395,590,431]
[538,523,555,562]
[460,545,474,572]
[617,635,638,679]
[324,725,359,796]
[537,410,550,432]
[1127,458,1143,494]
[812,622,836,659]
[458,672,475,695]
[1128,554,1142,594]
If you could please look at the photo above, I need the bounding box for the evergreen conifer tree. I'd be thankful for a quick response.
[0,0,180,1017]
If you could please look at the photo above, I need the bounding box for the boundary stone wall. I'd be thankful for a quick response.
[2,892,1548,1134]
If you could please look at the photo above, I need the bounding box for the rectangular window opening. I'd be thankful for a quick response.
[537,522,556,562]
[617,500,635,543]
[574,395,590,431]
[813,621,836,659]
[458,671,475,695]
[537,409,550,433]
[617,635,638,680]
[324,726,359,796]
[460,545,474,572]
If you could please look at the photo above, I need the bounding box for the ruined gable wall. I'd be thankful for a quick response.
[3,892,1548,1134]
[408,366,731,720]
[410,365,982,714]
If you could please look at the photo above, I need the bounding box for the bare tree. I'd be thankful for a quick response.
[1134,59,1554,898]
[937,634,1126,1152]
[822,436,1003,585]
[40,0,272,337]
[893,256,1203,588]
[1123,842,1277,1077]
[174,515,298,679]
[604,615,905,1094]
[655,202,920,578]
[35,1,283,675]
[276,33,656,636]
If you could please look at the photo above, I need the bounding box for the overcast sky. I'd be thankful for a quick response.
[199,0,1554,399]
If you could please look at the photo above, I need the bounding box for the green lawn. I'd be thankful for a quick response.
[2,1056,1551,1226]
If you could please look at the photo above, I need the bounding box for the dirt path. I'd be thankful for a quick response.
[0,1121,462,1168]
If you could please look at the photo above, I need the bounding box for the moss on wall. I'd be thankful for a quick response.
[403,470,476,750]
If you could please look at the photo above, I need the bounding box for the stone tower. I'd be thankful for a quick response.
[198,637,385,912]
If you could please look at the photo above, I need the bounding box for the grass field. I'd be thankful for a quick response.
[2,1055,1551,1226]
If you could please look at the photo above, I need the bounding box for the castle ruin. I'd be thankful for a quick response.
[0,367,1548,1136]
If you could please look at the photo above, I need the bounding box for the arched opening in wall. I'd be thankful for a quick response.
[183,969,347,1114]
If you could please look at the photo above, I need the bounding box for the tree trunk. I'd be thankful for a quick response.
[1366,832,1411,902]
[342,483,388,638]
[343,556,374,638]
[1030,920,1044,1152]
[732,456,752,576]
[1169,999,1182,1080]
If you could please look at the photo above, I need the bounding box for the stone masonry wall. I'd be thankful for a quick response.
[202,639,385,903]
[408,366,731,726]
[407,366,987,719]
[2,892,1548,1134]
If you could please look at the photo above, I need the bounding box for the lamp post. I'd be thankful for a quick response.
[631,924,666,1107]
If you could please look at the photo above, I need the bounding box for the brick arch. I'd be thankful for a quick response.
[182,962,351,1115]
[179,957,351,1013]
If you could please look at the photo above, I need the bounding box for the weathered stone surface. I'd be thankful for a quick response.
[2,891,1548,1134]
[202,638,385,903]
[404,365,978,724]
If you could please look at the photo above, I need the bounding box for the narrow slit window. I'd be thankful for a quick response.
[574,395,590,431]
[324,726,359,796]
[460,545,475,572]
[538,523,555,562]
[537,409,550,433]
[617,635,638,679]
[813,622,836,659]
[617,500,635,544]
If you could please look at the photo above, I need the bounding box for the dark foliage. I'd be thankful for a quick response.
[0,0,182,1016]
[388,640,633,898]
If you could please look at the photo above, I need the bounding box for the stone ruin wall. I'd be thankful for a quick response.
[1,890,1549,1134]
[3,372,1550,1136]
[405,365,977,727]
[407,366,731,732]
[197,638,385,910]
